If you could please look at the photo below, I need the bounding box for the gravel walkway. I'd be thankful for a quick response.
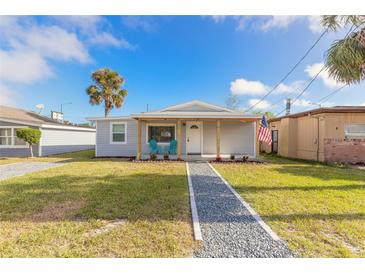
[188,162,293,258]
[0,162,65,181]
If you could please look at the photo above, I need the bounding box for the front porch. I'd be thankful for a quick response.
[135,118,261,161]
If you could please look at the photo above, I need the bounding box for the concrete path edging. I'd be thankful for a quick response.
[207,162,281,241]
[185,162,203,241]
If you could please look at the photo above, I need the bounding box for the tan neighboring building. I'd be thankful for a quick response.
[262,106,365,164]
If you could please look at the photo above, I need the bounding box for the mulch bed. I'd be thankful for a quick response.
[209,159,265,164]
[132,159,185,163]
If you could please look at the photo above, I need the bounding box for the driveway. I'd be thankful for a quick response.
[188,162,293,258]
[0,162,66,181]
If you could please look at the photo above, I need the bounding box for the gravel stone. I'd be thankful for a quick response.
[189,162,294,258]
[0,162,65,180]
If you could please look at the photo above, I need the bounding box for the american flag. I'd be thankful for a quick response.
[258,115,272,145]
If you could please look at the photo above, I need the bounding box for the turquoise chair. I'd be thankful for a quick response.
[169,140,177,155]
[148,139,158,154]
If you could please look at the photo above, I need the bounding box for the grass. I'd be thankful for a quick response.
[0,150,196,257]
[213,154,365,258]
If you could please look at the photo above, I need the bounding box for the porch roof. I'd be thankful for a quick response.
[131,111,260,120]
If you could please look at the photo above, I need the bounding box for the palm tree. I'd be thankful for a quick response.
[86,68,128,117]
[322,16,365,85]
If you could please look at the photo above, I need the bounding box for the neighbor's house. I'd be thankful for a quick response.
[87,100,261,160]
[262,106,365,163]
[0,105,96,157]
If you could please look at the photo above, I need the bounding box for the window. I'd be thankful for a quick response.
[147,125,175,143]
[345,124,365,139]
[0,127,27,147]
[111,123,127,144]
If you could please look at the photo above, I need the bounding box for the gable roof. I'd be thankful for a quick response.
[131,100,259,119]
[0,105,95,131]
[269,106,365,122]
[158,100,235,113]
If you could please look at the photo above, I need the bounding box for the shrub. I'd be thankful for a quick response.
[230,154,235,160]
[242,155,249,162]
[16,128,41,157]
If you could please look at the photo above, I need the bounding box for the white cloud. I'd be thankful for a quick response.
[305,62,343,88]
[0,50,53,84]
[53,16,103,34]
[208,15,325,34]
[276,81,305,94]
[248,99,270,110]
[0,83,16,106]
[121,16,156,32]
[20,25,90,63]
[53,16,134,49]
[211,16,226,24]
[230,77,304,97]
[230,78,268,96]
[260,16,299,31]
[292,98,312,107]
[0,17,92,84]
[307,16,325,34]
[0,16,134,86]
[90,32,134,49]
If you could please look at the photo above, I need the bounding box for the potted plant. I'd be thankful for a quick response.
[242,155,249,162]
[150,153,157,161]
[230,154,235,160]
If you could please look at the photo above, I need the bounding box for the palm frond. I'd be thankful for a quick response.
[87,68,128,116]
[321,15,365,32]
[325,33,365,84]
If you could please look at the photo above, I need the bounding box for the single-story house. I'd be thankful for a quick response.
[87,100,261,160]
[0,105,96,157]
[261,106,365,163]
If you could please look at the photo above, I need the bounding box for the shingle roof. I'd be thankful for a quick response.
[269,106,365,122]
[0,105,95,131]
[0,105,66,126]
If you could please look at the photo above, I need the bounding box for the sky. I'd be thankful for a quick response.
[0,15,364,123]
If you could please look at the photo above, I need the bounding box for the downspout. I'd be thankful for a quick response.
[316,117,320,161]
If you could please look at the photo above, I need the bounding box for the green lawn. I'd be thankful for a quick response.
[213,154,365,258]
[0,151,196,257]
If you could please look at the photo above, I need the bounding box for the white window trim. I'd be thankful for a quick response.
[0,126,29,148]
[344,123,365,139]
[110,122,127,144]
[145,123,177,145]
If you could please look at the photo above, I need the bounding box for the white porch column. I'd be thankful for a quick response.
[177,119,181,160]
[216,120,221,160]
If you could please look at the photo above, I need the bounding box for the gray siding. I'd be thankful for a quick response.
[95,119,255,157]
[96,119,137,157]
[40,128,95,156]
[0,146,40,157]
[0,121,40,157]
[203,121,255,156]
[96,119,187,157]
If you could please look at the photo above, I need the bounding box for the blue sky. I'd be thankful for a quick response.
[0,16,364,123]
